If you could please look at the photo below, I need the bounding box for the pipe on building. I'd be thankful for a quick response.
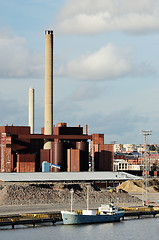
[29,88,34,134]
[85,124,88,135]
[44,30,53,149]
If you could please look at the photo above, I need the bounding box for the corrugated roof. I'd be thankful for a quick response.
[0,172,142,182]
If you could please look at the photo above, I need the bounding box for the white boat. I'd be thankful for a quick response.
[61,203,124,225]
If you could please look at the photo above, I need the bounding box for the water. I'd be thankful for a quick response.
[0,217,159,240]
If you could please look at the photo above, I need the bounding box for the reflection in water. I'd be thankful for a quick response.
[0,217,159,240]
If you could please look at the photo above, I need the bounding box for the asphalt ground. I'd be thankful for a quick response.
[0,201,153,216]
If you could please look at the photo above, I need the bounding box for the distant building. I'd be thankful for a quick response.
[128,165,141,171]
[114,144,123,153]
[113,159,128,171]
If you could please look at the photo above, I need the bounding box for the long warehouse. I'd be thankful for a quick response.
[0,171,142,183]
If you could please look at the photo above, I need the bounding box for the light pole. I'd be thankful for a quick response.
[140,130,152,206]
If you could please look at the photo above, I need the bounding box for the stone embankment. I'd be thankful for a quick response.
[0,182,142,206]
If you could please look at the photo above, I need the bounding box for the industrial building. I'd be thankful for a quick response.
[0,30,114,173]
[0,124,113,173]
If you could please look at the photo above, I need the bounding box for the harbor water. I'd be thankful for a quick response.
[0,217,159,240]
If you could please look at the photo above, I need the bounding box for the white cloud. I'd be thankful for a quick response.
[56,43,133,80]
[56,0,159,34]
[0,30,44,78]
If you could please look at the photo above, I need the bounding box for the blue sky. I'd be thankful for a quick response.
[0,0,159,144]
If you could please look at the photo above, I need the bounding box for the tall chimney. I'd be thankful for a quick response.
[29,88,34,134]
[44,30,53,149]
[84,124,88,135]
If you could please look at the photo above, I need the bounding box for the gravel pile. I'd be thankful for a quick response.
[117,178,159,193]
[0,182,142,206]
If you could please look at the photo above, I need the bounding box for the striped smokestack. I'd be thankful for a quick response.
[44,30,53,149]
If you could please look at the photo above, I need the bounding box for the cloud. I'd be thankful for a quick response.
[53,99,154,143]
[0,97,27,126]
[0,30,44,79]
[0,92,44,133]
[56,0,159,35]
[71,84,101,101]
[56,43,134,81]
[72,107,153,143]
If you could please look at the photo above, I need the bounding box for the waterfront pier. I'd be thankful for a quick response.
[0,207,159,229]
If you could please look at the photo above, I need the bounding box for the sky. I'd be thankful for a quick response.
[0,0,159,144]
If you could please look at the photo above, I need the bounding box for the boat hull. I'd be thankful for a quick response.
[61,211,124,225]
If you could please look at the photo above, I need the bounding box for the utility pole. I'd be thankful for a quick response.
[140,130,152,206]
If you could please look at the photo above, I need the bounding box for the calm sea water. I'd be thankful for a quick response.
[0,217,159,240]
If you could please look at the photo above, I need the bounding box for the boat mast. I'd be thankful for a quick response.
[70,188,74,212]
[87,184,89,210]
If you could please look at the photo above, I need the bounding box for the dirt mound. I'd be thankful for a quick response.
[117,180,143,193]
[135,179,159,189]
[117,178,159,193]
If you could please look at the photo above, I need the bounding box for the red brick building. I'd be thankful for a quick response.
[0,124,113,173]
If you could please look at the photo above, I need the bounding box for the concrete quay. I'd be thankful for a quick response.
[0,202,144,216]
[0,204,159,229]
